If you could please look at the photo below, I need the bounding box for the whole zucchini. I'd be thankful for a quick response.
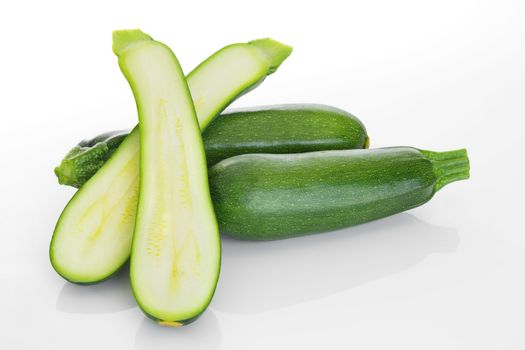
[209,147,470,240]
[54,104,368,188]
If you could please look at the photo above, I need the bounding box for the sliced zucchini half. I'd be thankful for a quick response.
[49,34,292,284]
[114,30,218,324]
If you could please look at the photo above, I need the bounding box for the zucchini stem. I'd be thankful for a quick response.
[421,149,470,192]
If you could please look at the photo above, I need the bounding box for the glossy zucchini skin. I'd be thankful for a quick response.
[209,147,469,240]
[55,104,368,188]
[202,104,368,166]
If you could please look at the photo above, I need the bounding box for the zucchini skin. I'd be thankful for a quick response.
[54,130,128,188]
[54,104,368,188]
[209,147,469,240]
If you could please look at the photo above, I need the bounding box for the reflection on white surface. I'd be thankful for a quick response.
[213,213,458,314]
[53,214,458,319]
[134,310,221,350]
[56,266,136,314]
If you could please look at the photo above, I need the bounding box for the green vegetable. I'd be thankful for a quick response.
[49,35,292,285]
[209,147,470,240]
[203,104,368,165]
[114,30,218,326]
[55,104,368,187]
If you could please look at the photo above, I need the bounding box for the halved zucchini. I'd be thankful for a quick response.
[114,30,218,324]
[49,34,292,284]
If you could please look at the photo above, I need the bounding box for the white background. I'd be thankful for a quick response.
[1,0,524,349]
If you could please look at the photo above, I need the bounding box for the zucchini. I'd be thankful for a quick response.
[114,30,217,325]
[209,147,470,240]
[55,104,368,187]
[50,34,292,284]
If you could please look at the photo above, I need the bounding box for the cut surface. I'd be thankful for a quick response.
[50,36,292,284]
[115,31,219,321]
[50,130,139,282]
[188,44,266,127]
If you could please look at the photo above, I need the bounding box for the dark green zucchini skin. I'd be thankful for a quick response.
[54,130,128,188]
[209,147,469,240]
[54,104,368,188]
[202,104,368,166]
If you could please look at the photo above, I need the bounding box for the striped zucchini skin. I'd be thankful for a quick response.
[209,147,469,240]
[54,104,368,188]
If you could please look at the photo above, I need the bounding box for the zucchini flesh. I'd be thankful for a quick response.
[50,35,292,284]
[209,147,470,240]
[115,30,217,324]
[49,130,140,282]
[55,104,369,187]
